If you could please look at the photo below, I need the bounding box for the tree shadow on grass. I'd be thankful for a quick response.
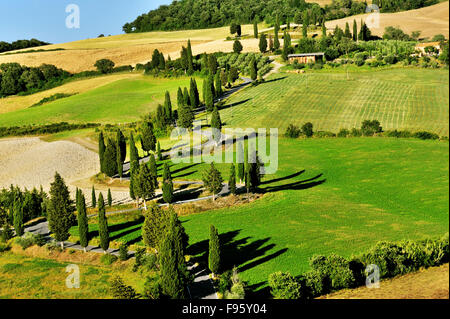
[261,173,326,193]
[260,170,305,185]
[218,98,252,112]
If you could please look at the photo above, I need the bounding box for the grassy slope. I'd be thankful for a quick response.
[0,75,203,126]
[71,137,448,295]
[180,137,449,294]
[219,68,449,136]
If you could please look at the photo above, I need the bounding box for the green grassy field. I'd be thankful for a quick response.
[0,75,203,127]
[75,137,448,296]
[0,252,113,298]
[219,68,449,136]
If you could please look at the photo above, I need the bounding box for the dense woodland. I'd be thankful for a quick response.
[123,0,438,32]
[0,39,49,54]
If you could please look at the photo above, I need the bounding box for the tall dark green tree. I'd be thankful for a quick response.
[253,19,258,38]
[13,200,24,237]
[159,231,186,299]
[148,154,159,190]
[229,163,237,195]
[202,162,223,201]
[208,225,220,277]
[205,74,215,112]
[177,87,184,108]
[353,19,357,41]
[116,129,126,163]
[98,132,106,173]
[274,15,280,50]
[91,186,96,208]
[210,107,222,144]
[249,56,258,81]
[157,141,162,160]
[77,191,89,252]
[48,172,75,248]
[214,71,222,97]
[344,22,352,38]
[103,138,118,177]
[186,39,194,74]
[189,78,200,109]
[117,140,123,181]
[237,143,245,183]
[107,188,112,207]
[164,91,173,124]
[259,33,267,53]
[97,193,109,253]
[183,87,190,106]
[140,121,156,155]
[162,163,174,204]
[135,163,155,210]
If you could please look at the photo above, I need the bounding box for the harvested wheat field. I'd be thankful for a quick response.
[0,73,141,114]
[0,137,99,191]
[0,41,206,73]
[319,264,449,299]
[325,1,449,39]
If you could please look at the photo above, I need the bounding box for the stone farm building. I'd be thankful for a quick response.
[414,42,442,56]
[288,53,324,64]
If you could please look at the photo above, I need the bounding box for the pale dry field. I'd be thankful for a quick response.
[319,263,449,299]
[0,73,142,114]
[325,1,449,38]
[0,41,206,73]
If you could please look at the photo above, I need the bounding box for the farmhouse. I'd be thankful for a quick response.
[414,41,442,56]
[288,53,324,64]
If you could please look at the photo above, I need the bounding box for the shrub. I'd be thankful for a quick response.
[224,267,246,299]
[109,275,138,299]
[350,128,362,137]
[143,276,162,299]
[218,270,233,295]
[413,131,439,140]
[300,269,326,298]
[14,232,46,250]
[314,131,336,138]
[101,253,118,265]
[0,242,11,252]
[285,124,302,138]
[301,122,314,138]
[309,254,356,291]
[358,241,407,278]
[118,243,129,261]
[132,247,147,272]
[337,128,349,137]
[384,54,397,65]
[268,272,302,299]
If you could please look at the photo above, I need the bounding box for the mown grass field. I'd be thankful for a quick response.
[73,137,448,296]
[0,75,203,127]
[219,68,450,136]
[0,251,114,298]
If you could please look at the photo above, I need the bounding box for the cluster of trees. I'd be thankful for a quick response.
[123,0,313,32]
[0,39,49,54]
[140,204,190,298]
[0,186,48,238]
[0,62,69,97]
[373,0,438,13]
[177,78,200,130]
[0,122,99,138]
[98,128,127,178]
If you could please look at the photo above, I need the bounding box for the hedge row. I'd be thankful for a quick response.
[269,233,449,299]
[0,122,100,137]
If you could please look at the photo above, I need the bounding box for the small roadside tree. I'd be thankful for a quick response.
[229,163,237,195]
[77,191,89,252]
[162,163,174,204]
[208,225,220,277]
[97,193,109,253]
[202,162,223,201]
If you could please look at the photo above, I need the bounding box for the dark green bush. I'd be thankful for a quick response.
[101,253,118,265]
[337,128,349,137]
[109,275,138,299]
[413,131,439,140]
[118,243,128,261]
[314,131,336,138]
[268,272,303,299]
[309,254,356,291]
[285,124,302,138]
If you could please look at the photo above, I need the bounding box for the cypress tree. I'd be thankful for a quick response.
[77,192,89,252]
[233,40,243,54]
[205,74,214,112]
[269,34,274,52]
[117,139,123,181]
[202,162,223,201]
[157,141,162,160]
[136,163,155,210]
[229,163,237,195]
[164,91,172,123]
[187,39,194,74]
[210,107,222,144]
[98,192,109,252]
[259,33,267,53]
[253,19,258,39]
[344,22,352,38]
[162,163,174,204]
[48,172,75,248]
[322,23,327,37]
[353,19,357,41]
[249,56,258,81]
[214,71,222,97]
[107,188,112,207]
[178,100,194,130]
[140,121,156,155]
[91,186,96,208]
[202,78,207,103]
[208,225,220,277]
[274,14,280,50]
[13,200,24,237]
[116,129,126,163]
[98,132,106,173]
[183,87,190,106]
[237,143,245,183]
[159,232,185,299]
[103,139,118,177]
[302,23,308,38]
[129,132,139,172]
[177,87,184,108]
[149,154,159,190]
[189,78,199,109]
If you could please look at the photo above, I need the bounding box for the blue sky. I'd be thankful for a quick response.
[0,0,170,44]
